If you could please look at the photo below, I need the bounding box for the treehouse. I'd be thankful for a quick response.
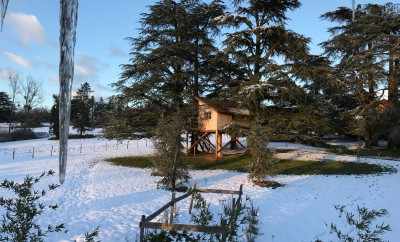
[190,97,251,159]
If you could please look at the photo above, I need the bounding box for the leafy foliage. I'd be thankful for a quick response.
[247,118,272,182]
[50,95,60,139]
[0,170,65,241]
[71,82,94,136]
[0,92,12,123]
[0,171,101,242]
[152,112,189,190]
[316,205,391,242]
[145,193,260,242]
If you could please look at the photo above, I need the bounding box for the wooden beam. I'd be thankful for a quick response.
[143,222,225,234]
[204,136,216,149]
[188,132,210,152]
[145,192,192,222]
[235,138,246,149]
[196,188,241,195]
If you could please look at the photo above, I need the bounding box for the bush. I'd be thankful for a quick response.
[0,170,65,241]
[0,171,100,242]
[316,205,391,242]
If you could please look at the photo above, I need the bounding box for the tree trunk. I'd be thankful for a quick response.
[59,0,78,184]
[367,43,375,102]
[189,35,200,153]
[388,51,398,104]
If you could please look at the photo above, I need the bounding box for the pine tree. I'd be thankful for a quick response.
[71,82,93,136]
[116,0,230,138]
[322,3,400,145]
[0,92,12,123]
[222,0,310,112]
[247,117,272,183]
[152,111,189,190]
[50,95,60,139]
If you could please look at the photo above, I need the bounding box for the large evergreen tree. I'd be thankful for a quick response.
[222,0,310,112]
[116,0,230,136]
[71,82,93,136]
[221,0,310,182]
[0,92,12,123]
[50,95,60,139]
[322,3,400,145]
[322,3,400,104]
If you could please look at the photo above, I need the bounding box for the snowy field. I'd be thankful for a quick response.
[0,137,399,242]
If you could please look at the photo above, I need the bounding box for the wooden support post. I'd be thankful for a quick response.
[32,147,35,159]
[216,130,223,160]
[50,145,54,157]
[188,184,197,214]
[126,141,129,150]
[169,192,176,224]
[139,215,146,242]
[230,136,237,150]
[12,148,15,160]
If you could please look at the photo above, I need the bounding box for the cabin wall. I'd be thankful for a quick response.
[232,115,250,129]
[217,113,232,130]
[198,100,218,131]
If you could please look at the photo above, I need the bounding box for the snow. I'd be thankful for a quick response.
[0,138,398,242]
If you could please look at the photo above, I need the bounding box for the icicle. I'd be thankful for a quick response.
[0,0,9,31]
[59,0,78,184]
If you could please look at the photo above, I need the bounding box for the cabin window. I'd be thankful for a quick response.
[203,111,212,120]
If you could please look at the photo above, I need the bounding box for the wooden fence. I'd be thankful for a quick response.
[139,184,243,242]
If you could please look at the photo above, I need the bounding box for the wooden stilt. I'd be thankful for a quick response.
[216,130,222,160]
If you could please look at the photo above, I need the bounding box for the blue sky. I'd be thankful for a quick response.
[0,0,388,107]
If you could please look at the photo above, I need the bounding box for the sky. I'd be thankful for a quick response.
[0,0,390,108]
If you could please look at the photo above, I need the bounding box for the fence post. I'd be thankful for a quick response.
[238,184,243,203]
[50,145,54,157]
[80,144,82,154]
[127,141,129,150]
[139,215,146,242]
[188,184,197,214]
[32,147,35,159]
[169,192,176,224]
[12,148,15,160]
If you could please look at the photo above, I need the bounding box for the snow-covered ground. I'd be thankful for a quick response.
[0,137,398,242]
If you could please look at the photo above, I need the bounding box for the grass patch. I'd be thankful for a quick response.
[329,146,400,159]
[106,153,394,175]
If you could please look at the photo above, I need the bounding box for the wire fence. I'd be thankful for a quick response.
[0,139,155,161]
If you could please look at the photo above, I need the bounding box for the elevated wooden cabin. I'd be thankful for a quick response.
[190,97,251,159]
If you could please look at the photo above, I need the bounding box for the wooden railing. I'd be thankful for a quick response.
[139,184,243,242]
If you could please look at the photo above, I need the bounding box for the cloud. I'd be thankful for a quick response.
[74,54,109,81]
[109,47,126,58]
[3,51,32,68]
[75,55,100,79]
[0,68,16,81]
[6,12,45,46]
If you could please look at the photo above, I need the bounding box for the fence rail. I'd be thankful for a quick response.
[139,184,243,242]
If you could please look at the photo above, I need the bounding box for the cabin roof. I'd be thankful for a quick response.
[195,97,250,116]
